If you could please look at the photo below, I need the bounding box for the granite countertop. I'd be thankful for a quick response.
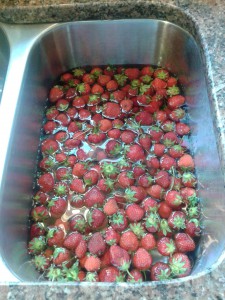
[0,0,225,299]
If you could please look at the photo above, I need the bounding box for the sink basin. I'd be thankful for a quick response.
[0,19,224,283]
[0,26,9,101]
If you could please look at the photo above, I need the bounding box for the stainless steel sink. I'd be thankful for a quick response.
[0,19,224,283]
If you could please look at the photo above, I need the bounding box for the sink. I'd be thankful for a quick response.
[0,26,9,101]
[0,19,224,283]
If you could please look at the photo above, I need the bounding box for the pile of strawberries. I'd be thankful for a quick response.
[28,65,201,282]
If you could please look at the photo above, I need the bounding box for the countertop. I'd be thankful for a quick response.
[0,0,225,299]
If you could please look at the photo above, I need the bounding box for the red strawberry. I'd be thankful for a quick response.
[174,233,196,253]
[126,144,145,162]
[185,219,201,237]
[169,253,191,278]
[146,184,164,200]
[98,119,112,132]
[107,128,121,139]
[70,178,86,193]
[168,145,185,159]
[69,214,88,234]
[142,197,158,212]
[102,102,121,119]
[84,187,105,208]
[28,236,46,254]
[41,139,59,155]
[154,110,167,123]
[72,96,86,108]
[105,140,122,157]
[148,126,164,142]
[43,121,57,134]
[152,78,167,90]
[48,197,67,218]
[120,130,136,144]
[124,68,140,80]
[150,262,171,281]
[91,83,104,94]
[135,111,153,126]
[178,154,195,170]
[49,85,64,103]
[101,162,119,179]
[90,67,103,77]
[162,132,179,147]
[132,248,152,270]
[105,227,121,245]
[168,211,186,230]
[141,66,154,76]
[157,237,176,256]
[63,232,82,250]
[155,170,170,189]
[125,186,147,203]
[109,245,131,272]
[110,210,128,232]
[75,238,87,258]
[158,201,172,219]
[83,170,99,187]
[145,211,160,233]
[146,156,160,170]
[46,106,59,120]
[120,99,133,113]
[30,223,46,239]
[154,68,169,81]
[176,122,190,136]
[97,74,111,86]
[182,172,197,188]
[77,82,91,95]
[46,226,65,247]
[137,94,151,106]
[104,198,119,216]
[88,232,106,256]
[168,95,185,109]
[53,182,69,196]
[169,108,185,122]
[56,113,70,126]
[119,230,139,252]
[72,162,89,177]
[180,187,197,202]
[87,208,106,230]
[82,73,95,84]
[31,206,49,222]
[140,233,156,251]
[99,266,122,282]
[69,194,84,208]
[127,269,143,282]
[56,99,69,111]
[118,171,135,188]
[33,191,49,205]
[138,174,153,188]
[165,190,183,209]
[160,154,176,170]
[138,134,152,150]
[53,247,71,267]
[88,131,106,144]
[106,80,118,91]
[125,203,144,222]
[84,255,101,272]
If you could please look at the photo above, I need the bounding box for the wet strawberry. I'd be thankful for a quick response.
[46,106,59,120]
[106,80,118,92]
[150,262,171,281]
[105,140,122,157]
[127,269,143,282]
[182,172,197,188]
[178,154,195,170]
[168,95,185,109]
[185,219,201,237]
[87,208,106,230]
[99,266,122,282]
[63,232,82,250]
[84,255,101,272]
[148,126,164,142]
[48,197,67,218]
[140,233,156,251]
[133,247,152,271]
[125,186,147,203]
[120,99,133,113]
[158,201,172,219]
[70,178,86,194]
[109,245,131,273]
[105,227,121,246]
[169,253,191,278]
[53,247,71,267]
[138,174,153,188]
[84,187,105,207]
[165,190,183,209]
[33,191,49,205]
[117,171,135,188]
[46,226,65,247]
[120,130,136,144]
[28,236,46,254]
[72,162,89,178]
[126,144,145,162]
[69,214,88,234]
[102,102,121,119]
[43,120,57,134]
[49,85,64,103]
[135,111,153,126]
[88,232,106,256]
[169,108,185,122]
[142,197,158,212]
[41,139,59,155]
[124,68,140,80]
[147,184,164,200]
[103,198,119,216]
[168,211,186,230]
[33,254,51,272]
[145,211,160,233]
[75,238,87,259]
[174,233,196,253]
[31,206,49,222]
[110,210,128,232]
[125,203,145,222]
[30,222,46,239]
[157,237,176,256]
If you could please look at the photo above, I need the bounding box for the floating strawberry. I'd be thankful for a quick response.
[125,144,145,162]
[102,102,121,119]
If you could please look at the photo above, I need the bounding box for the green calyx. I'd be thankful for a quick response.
[64,262,79,281]
[141,75,153,84]
[101,162,118,177]
[167,86,180,97]
[114,73,128,86]
[145,212,160,230]
[46,266,63,281]
[111,212,124,225]
[139,83,151,95]
[33,255,48,271]
[53,247,66,259]
[130,223,145,238]
[125,188,136,202]
[160,219,172,236]
[157,268,171,281]
[187,194,199,206]
[54,184,67,196]
[173,216,186,230]
[29,236,46,254]
[182,172,196,184]
[187,206,199,218]
[165,241,176,254]
[156,70,168,80]
[169,257,187,276]
[85,272,98,282]
[110,144,122,156]
[72,68,85,77]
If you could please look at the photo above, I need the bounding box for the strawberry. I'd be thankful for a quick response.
[31,206,49,222]
[126,144,145,162]
[53,247,71,267]
[138,174,153,188]
[100,249,111,269]
[145,211,160,233]
[110,210,128,232]
[132,248,152,270]
[46,226,65,247]
[167,77,177,87]
[118,171,135,188]
[162,132,179,147]
[78,109,91,120]
[135,111,153,126]
[101,162,119,179]
[48,197,67,218]
[65,87,78,100]
[102,102,121,119]
[54,182,69,196]
[109,245,131,273]
[76,82,91,95]
[152,78,167,90]
[63,232,82,250]
[82,73,95,84]
[168,211,186,230]
[146,156,160,170]
[174,233,196,253]
[150,262,171,281]
[142,197,158,212]
[106,80,118,91]
[56,113,70,126]
[28,236,46,254]
[87,208,106,230]
[91,83,104,94]
[158,219,172,237]
[138,134,152,150]
[158,201,172,219]
[154,110,167,123]
[130,223,146,239]
[41,139,59,155]
[154,68,169,81]
[90,67,103,77]
[88,131,106,144]
[140,233,156,251]
[70,178,86,193]
[153,143,166,157]
[83,170,99,187]
[178,154,195,170]
[119,231,139,252]
[120,130,136,144]
[99,266,122,282]
[169,108,185,122]
[33,254,51,272]
[169,253,191,278]
[185,219,201,237]
[49,85,64,103]
[168,145,185,159]
[72,162,89,178]
[97,74,111,86]
[105,140,122,157]
[75,238,87,258]
[103,198,119,216]
[69,194,84,208]
[98,119,112,132]
[46,106,59,120]
[33,191,49,205]
[104,65,116,76]
[124,68,140,80]
[146,184,164,200]
[84,255,101,272]
[141,66,154,76]
[85,272,99,282]
[125,186,147,203]
[88,232,106,256]
[176,122,190,136]
[84,187,105,208]
[155,170,170,189]
[30,223,46,239]
[120,99,133,113]
[165,190,183,209]
[148,126,164,142]
[157,237,176,256]
[182,172,197,187]
[56,99,69,111]
[168,95,185,109]
[180,187,197,202]
[43,121,57,134]
[105,227,121,245]
[107,128,121,139]
[127,269,143,282]
[69,214,88,234]
[72,96,86,108]
[125,204,144,222]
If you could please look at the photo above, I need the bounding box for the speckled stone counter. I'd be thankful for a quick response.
[0,1,225,299]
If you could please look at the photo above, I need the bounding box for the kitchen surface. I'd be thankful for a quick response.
[0,0,225,299]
